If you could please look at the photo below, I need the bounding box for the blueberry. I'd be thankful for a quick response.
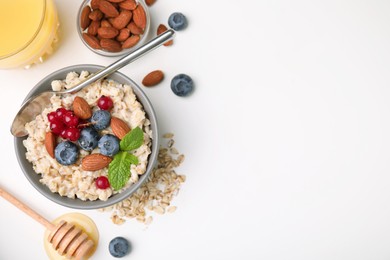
[109,237,130,258]
[54,141,79,165]
[98,134,120,156]
[78,127,100,151]
[171,74,193,96]
[91,110,111,130]
[168,12,187,31]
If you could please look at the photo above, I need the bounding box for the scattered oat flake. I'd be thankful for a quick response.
[167,206,177,213]
[163,133,174,139]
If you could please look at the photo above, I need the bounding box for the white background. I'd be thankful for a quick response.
[1,0,390,259]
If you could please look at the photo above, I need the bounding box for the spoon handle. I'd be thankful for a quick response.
[63,29,175,94]
[0,186,55,230]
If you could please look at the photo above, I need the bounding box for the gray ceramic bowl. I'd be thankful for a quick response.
[14,64,159,209]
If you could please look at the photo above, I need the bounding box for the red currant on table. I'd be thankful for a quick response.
[95,176,110,189]
[97,95,113,110]
[64,111,79,127]
[47,111,57,123]
[50,118,66,135]
[63,127,81,141]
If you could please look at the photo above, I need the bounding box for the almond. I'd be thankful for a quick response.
[119,0,137,10]
[127,21,143,35]
[99,0,119,17]
[145,0,156,6]
[111,117,131,139]
[142,70,164,87]
[73,96,92,119]
[122,34,140,49]
[116,28,130,42]
[45,132,56,158]
[101,19,112,27]
[107,0,125,2]
[80,6,92,30]
[87,20,100,36]
[100,38,122,52]
[82,33,102,49]
[89,9,103,21]
[91,0,101,9]
[157,24,173,46]
[97,27,119,38]
[111,10,132,30]
[132,4,146,30]
[81,154,112,171]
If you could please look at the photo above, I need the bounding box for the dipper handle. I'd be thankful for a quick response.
[0,186,55,231]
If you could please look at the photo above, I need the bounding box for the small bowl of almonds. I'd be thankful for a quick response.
[77,0,151,56]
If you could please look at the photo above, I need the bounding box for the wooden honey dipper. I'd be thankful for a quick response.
[0,187,95,259]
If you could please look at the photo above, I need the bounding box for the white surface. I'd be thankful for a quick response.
[1,0,390,259]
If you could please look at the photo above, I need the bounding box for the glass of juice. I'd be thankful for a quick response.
[0,0,59,69]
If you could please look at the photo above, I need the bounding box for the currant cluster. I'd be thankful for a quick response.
[48,108,81,141]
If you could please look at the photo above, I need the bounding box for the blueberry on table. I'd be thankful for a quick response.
[54,141,79,165]
[171,74,193,96]
[168,12,187,31]
[98,134,120,156]
[78,127,100,151]
[91,110,111,130]
[109,237,130,258]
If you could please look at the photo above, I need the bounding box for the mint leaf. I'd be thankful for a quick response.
[108,151,137,191]
[120,126,144,151]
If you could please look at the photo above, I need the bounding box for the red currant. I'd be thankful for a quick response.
[63,127,81,141]
[64,111,79,127]
[47,112,57,123]
[50,118,66,135]
[95,176,110,189]
[97,95,113,110]
[60,129,67,139]
[55,108,68,120]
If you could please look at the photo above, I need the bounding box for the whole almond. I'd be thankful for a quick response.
[73,96,92,119]
[45,131,56,158]
[82,154,112,171]
[99,0,119,17]
[88,20,100,36]
[116,28,130,42]
[157,24,173,46]
[89,9,103,21]
[122,34,140,49]
[145,0,156,6]
[107,0,125,2]
[100,38,122,52]
[111,117,131,139]
[142,70,164,87]
[119,0,137,10]
[80,6,92,30]
[132,4,146,30]
[82,33,102,49]
[97,27,119,38]
[111,10,132,30]
[91,0,101,9]
[101,19,112,27]
[127,21,143,35]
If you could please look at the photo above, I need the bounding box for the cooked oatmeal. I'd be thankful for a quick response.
[23,71,152,201]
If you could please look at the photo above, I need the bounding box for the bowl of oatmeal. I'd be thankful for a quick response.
[14,64,159,209]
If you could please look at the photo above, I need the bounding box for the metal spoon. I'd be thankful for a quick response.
[10,29,175,137]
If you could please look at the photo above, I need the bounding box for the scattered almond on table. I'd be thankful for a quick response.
[142,70,164,87]
[157,24,173,46]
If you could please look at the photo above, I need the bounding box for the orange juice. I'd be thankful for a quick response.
[0,0,59,69]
